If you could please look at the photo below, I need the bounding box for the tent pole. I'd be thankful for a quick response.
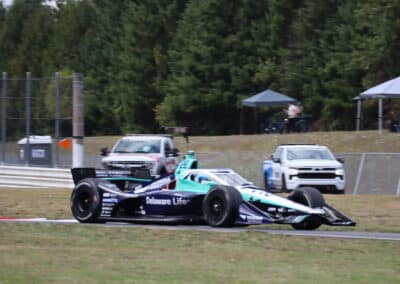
[378,98,383,133]
[240,107,243,135]
[356,99,361,132]
[254,107,257,134]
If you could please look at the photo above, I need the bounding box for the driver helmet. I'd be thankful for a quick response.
[195,174,209,183]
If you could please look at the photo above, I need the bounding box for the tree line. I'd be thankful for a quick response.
[1,0,400,136]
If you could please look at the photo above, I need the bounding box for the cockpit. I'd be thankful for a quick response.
[184,170,252,187]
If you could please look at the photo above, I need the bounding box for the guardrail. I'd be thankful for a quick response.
[0,166,74,188]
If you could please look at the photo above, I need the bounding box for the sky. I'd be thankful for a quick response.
[1,0,57,7]
[2,0,13,7]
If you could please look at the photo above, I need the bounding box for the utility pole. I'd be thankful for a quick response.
[25,72,31,166]
[72,73,84,167]
[55,72,60,167]
[1,72,6,164]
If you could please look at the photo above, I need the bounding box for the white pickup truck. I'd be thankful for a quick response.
[263,144,345,194]
[101,135,180,175]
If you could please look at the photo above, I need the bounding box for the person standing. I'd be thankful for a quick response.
[284,102,301,132]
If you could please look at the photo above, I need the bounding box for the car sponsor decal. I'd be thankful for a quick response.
[145,196,189,206]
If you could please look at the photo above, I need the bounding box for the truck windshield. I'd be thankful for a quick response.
[113,139,161,154]
[287,148,334,160]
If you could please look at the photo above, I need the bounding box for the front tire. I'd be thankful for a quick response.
[288,187,325,230]
[71,178,105,223]
[202,186,242,227]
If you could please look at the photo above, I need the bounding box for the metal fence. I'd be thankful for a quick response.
[0,72,74,167]
[1,74,399,194]
[0,145,399,194]
[195,152,400,195]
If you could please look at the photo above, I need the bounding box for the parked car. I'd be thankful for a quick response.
[70,151,355,229]
[100,135,179,175]
[263,144,345,193]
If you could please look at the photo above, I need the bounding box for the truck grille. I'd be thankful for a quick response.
[297,173,336,179]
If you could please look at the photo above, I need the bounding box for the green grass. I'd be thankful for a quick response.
[1,131,400,283]
[0,223,399,284]
[1,189,399,233]
[0,188,399,283]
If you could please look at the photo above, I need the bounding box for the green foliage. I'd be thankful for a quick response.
[1,0,400,135]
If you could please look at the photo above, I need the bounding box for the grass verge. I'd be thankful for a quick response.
[0,189,399,233]
[0,223,399,284]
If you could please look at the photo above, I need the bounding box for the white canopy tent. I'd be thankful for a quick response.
[358,76,400,132]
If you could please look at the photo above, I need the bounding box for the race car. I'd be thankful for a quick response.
[70,151,355,229]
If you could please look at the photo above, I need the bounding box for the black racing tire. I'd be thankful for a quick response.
[202,186,242,227]
[288,187,325,230]
[281,175,288,192]
[264,176,270,191]
[71,178,107,223]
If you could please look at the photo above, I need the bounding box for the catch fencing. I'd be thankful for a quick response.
[0,72,74,168]
[1,151,399,195]
[195,152,400,195]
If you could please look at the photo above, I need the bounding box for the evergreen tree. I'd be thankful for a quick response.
[115,0,186,133]
[157,0,272,134]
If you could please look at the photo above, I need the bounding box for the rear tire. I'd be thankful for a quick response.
[203,186,242,227]
[288,187,325,230]
[71,178,107,223]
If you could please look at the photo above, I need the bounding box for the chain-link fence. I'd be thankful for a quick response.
[1,72,73,167]
[84,151,399,195]
[1,73,399,194]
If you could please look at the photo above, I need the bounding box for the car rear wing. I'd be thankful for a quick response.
[71,167,153,185]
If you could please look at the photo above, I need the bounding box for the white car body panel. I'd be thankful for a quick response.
[182,168,325,215]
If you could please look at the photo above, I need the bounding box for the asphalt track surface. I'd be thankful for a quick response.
[1,218,400,241]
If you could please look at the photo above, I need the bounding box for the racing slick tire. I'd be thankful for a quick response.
[71,178,108,223]
[203,186,242,227]
[288,187,325,230]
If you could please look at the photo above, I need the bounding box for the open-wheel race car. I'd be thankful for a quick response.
[70,151,355,229]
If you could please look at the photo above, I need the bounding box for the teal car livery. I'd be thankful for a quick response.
[70,151,355,229]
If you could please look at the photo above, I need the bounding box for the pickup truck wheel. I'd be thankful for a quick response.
[71,178,107,223]
[264,176,270,191]
[158,167,167,175]
[203,186,242,227]
[281,175,288,192]
[288,187,325,230]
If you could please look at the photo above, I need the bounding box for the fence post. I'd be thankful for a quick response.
[54,72,60,167]
[356,99,361,132]
[25,72,31,166]
[353,153,365,195]
[72,73,84,168]
[378,98,383,134]
[1,72,6,165]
